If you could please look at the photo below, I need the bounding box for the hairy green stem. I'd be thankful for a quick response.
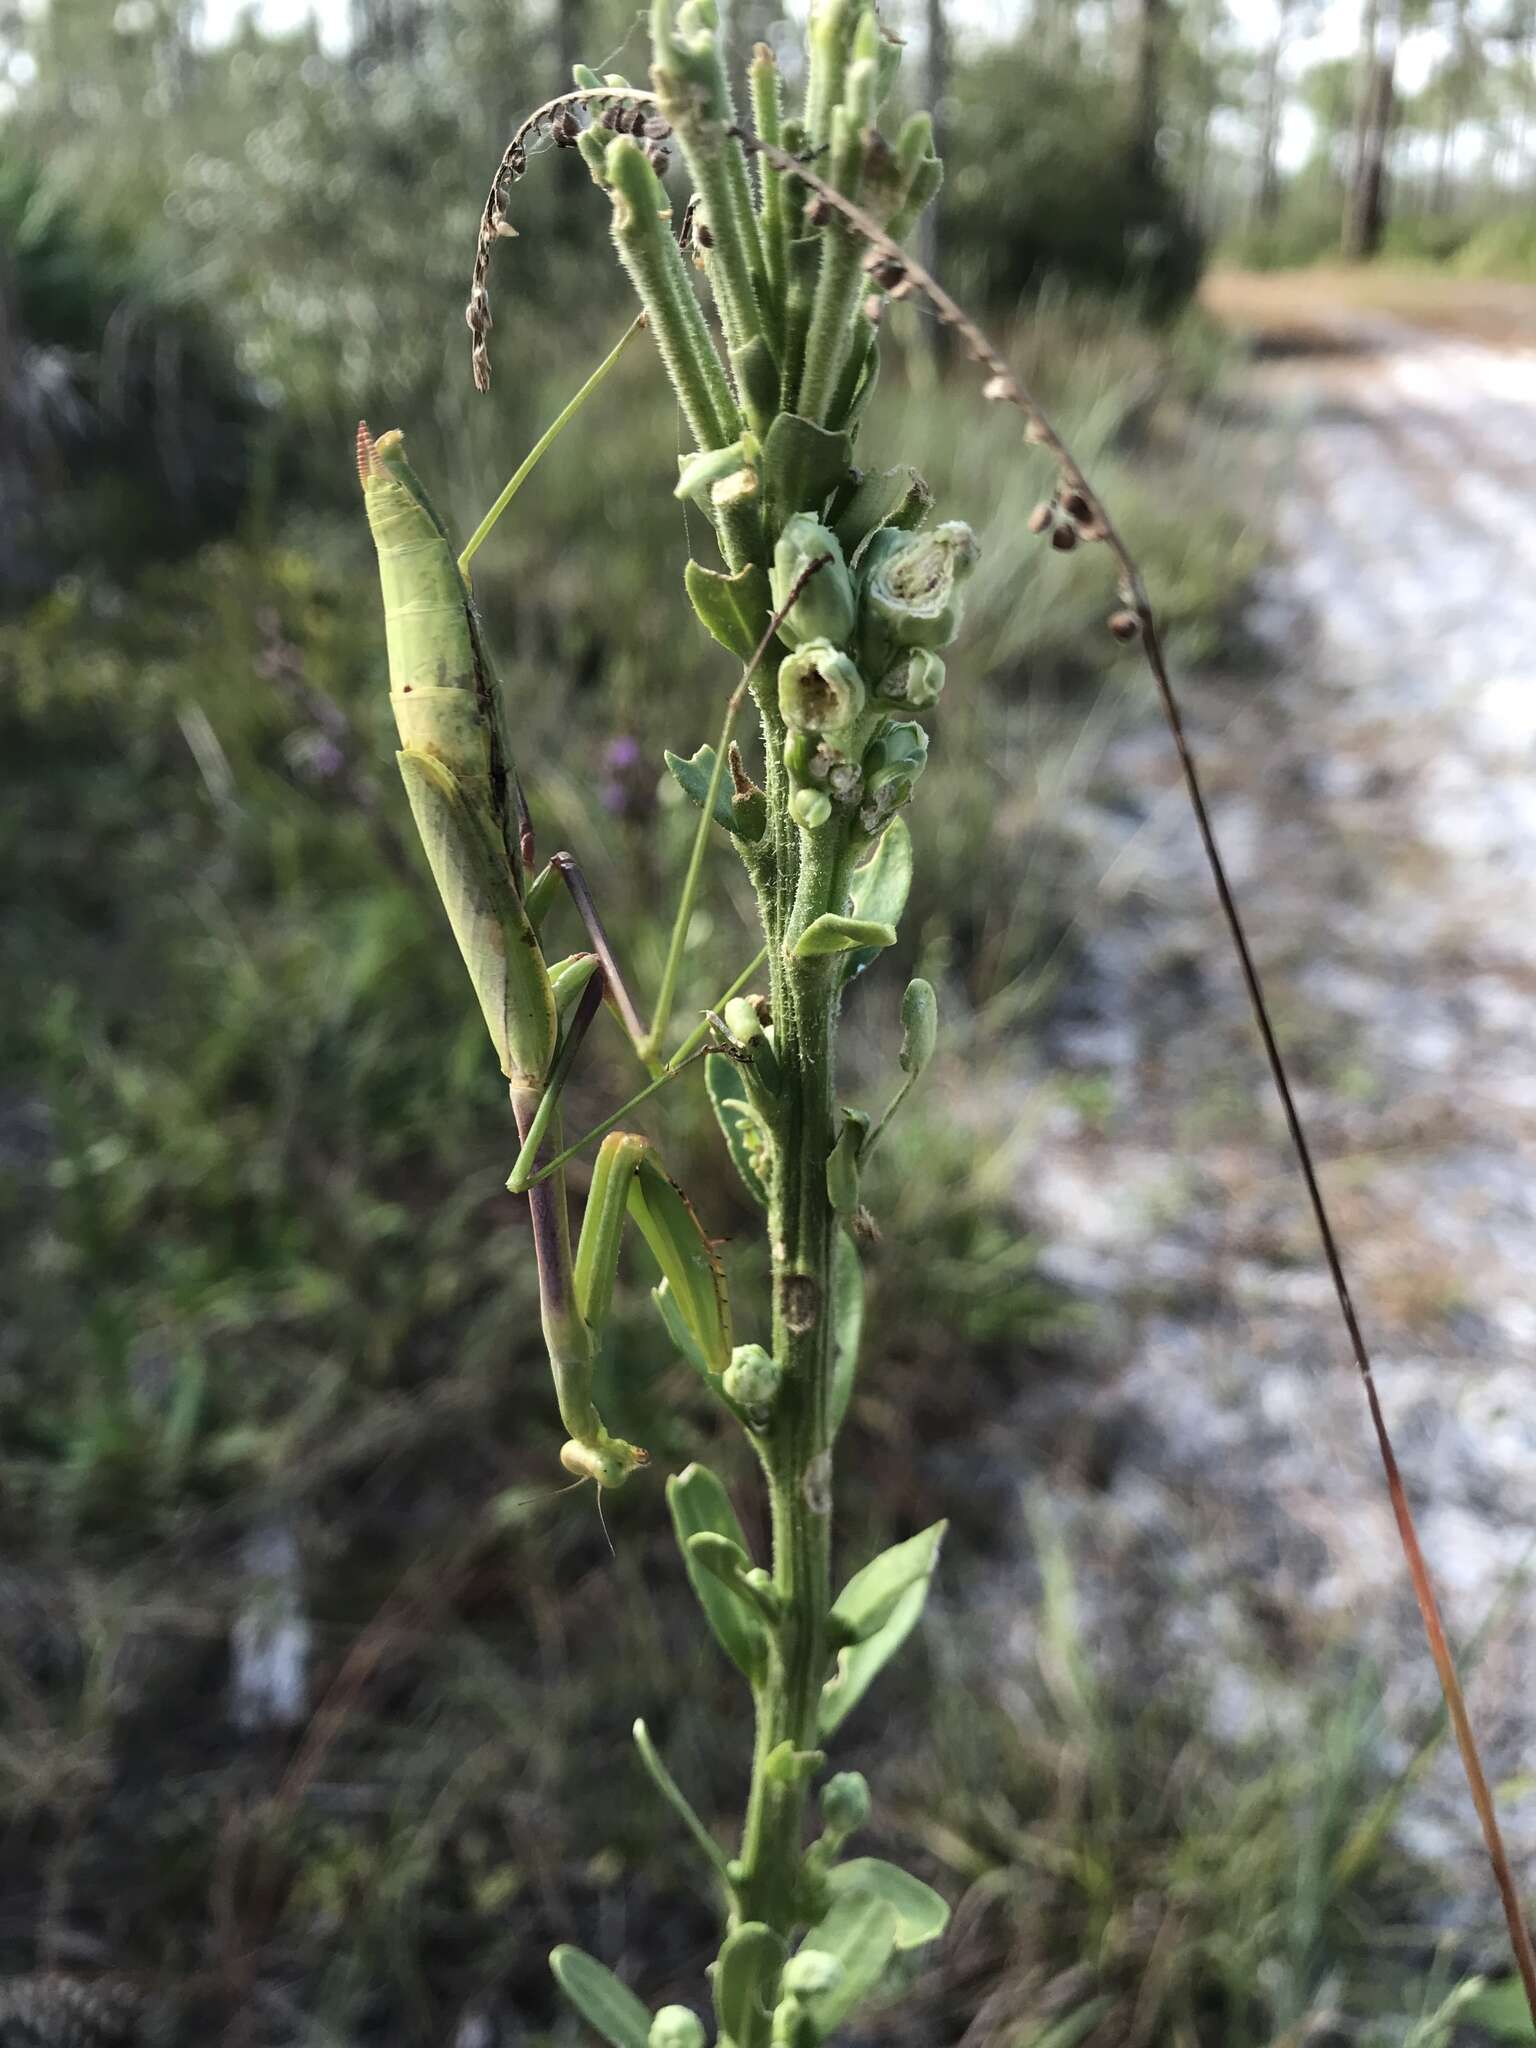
[731,809,850,1968]
[607,138,739,455]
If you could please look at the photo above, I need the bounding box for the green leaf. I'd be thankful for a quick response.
[836,321,881,436]
[664,745,739,835]
[793,914,897,960]
[825,1859,949,1949]
[687,1531,780,1623]
[730,335,780,436]
[685,559,773,664]
[829,1521,947,1646]
[829,1229,864,1435]
[799,1893,899,2034]
[851,815,913,929]
[549,1946,652,2048]
[1464,1982,1536,2040]
[761,411,854,531]
[667,1463,768,1682]
[832,465,932,563]
[818,1574,935,1739]
[705,1052,771,1208]
[712,1922,786,2047]
[841,819,913,981]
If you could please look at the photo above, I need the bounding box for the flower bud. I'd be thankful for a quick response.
[859,520,979,678]
[675,437,756,504]
[649,2009,706,2048]
[723,997,781,1097]
[779,642,866,738]
[876,646,945,710]
[782,1951,844,2000]
[770,515,856,649]
[819,1770,871,1836]
[723,995,763,1042]
[724,1343,783,1411]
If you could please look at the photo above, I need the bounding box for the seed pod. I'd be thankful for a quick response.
[770,514,856,650]
[792,787,833,831]
[858,520,979,679]
[856,719,929,836]
[1050,523,1078,553]
[1060,487,1092,524]
[1108,608,1141,642]
[877,647,945,710]
[779,641,866,738]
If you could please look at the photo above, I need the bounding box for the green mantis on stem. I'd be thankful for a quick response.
[358,419,737,1488]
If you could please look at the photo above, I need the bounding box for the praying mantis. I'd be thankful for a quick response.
[358,415,806,1499]
[358,416,743,1491]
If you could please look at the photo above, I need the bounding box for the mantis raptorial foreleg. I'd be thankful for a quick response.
[361,420,736,1487]
[525,850,651,1060]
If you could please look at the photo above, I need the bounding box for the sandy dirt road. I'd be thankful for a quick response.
[1006,285,1536,1922]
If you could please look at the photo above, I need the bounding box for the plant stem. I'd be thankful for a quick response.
[732,805,851,1983]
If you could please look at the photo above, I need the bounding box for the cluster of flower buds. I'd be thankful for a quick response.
[771,508,977,838]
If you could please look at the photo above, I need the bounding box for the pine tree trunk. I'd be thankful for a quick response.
[1343,0,1396,261]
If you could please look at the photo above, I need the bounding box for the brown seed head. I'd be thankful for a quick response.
[1050,523,1079,553]
[1108,609,1141,642]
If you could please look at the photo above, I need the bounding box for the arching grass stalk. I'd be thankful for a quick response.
[361,0,1536,2040]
